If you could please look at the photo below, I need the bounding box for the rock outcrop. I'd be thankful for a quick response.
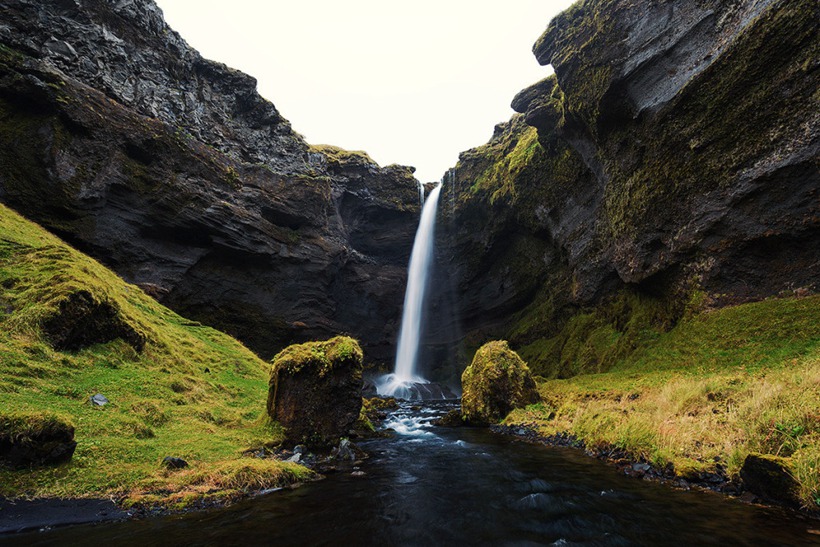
[431,0,819,377]
[461,341,541,424]
[740,453,800,507]
[0,0,420,363]
[0,413,77,467]
[42,290,145,352]
[267,336,364,448]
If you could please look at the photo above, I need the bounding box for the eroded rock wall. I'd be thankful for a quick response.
[0,0,420,363]
[433,0,819,377]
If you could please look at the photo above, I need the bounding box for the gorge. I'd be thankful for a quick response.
[0,0,818,539]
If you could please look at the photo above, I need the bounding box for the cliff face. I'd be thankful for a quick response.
[434,0,819,377]
[0,0,420,363]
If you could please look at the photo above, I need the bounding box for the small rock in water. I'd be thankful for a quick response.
[351,470,366,477]
[361,379,377,398]
[162,456,188,469]
[89,393,109,406]
[632,463,651,473]
[433,409,464,427]
[286,453,301,463]
[331,438,356,462]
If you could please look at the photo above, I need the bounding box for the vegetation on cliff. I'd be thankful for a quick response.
[439,0,818,362]
[0,204,312,509]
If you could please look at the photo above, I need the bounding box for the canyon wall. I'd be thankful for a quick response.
[431,0,818,377]
[0,0,420,363]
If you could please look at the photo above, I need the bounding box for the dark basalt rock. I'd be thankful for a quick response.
[0,0,421,364]
[162,456,189,470]
[42,290,145,352]
[430,0,819,377]
[267,337,364,449]
[740,453,800,507]
[0,414,77,468]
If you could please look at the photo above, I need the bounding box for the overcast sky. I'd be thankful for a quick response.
[153,1,574,182]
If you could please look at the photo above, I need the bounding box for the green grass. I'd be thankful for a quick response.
[506,294,820,509]
[309,144,376,166]
[0,203,313,506]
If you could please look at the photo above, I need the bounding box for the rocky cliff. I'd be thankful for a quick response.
[433,0,819,377]
[0,0,421,363]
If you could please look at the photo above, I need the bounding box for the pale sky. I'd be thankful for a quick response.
[153,1,574,182]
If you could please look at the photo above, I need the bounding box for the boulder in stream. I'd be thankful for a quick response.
[267,336,364,449]
[461,341,541,425]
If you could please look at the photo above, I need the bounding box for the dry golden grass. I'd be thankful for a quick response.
[507,304,820,509]
[123,458,313,511]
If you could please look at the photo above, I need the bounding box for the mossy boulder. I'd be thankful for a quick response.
[461,341,541,425]
[0,413,76,467]
[740,453,800,507]
[266,336,364,448]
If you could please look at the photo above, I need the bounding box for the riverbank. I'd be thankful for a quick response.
[0,498,128,535]
[499,295,820,514]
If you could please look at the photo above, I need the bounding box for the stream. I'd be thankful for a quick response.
[8,401,820,546]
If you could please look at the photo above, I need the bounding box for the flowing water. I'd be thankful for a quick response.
[377,184,443,399]
[10,402,820,546]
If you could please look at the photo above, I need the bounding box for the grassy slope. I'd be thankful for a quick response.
[506,295,820,508]
[0,203,312,509]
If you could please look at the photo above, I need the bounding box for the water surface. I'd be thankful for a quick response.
[9,402,820,546]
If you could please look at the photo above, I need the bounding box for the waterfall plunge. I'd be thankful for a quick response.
[376,183,442,400]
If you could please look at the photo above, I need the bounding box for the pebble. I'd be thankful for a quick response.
[89,393,109,406]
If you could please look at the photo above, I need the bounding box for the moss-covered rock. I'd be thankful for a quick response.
[309,144,377,169]
[0,412,76,467]
[433,409,465,428]
[461,341,541,425]
[266,336,364,448]
[740,453,800,507]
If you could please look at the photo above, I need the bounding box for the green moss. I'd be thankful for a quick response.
[0,412,74,444]
[469,122,541,204]
[354,405,376,433]
[513,289,678,378]
[270,336,363,378]
[309,144,376,167]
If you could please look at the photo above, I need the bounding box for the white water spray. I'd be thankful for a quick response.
[376,183,442,399]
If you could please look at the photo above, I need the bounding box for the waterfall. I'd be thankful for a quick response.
[376,183,443,399]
